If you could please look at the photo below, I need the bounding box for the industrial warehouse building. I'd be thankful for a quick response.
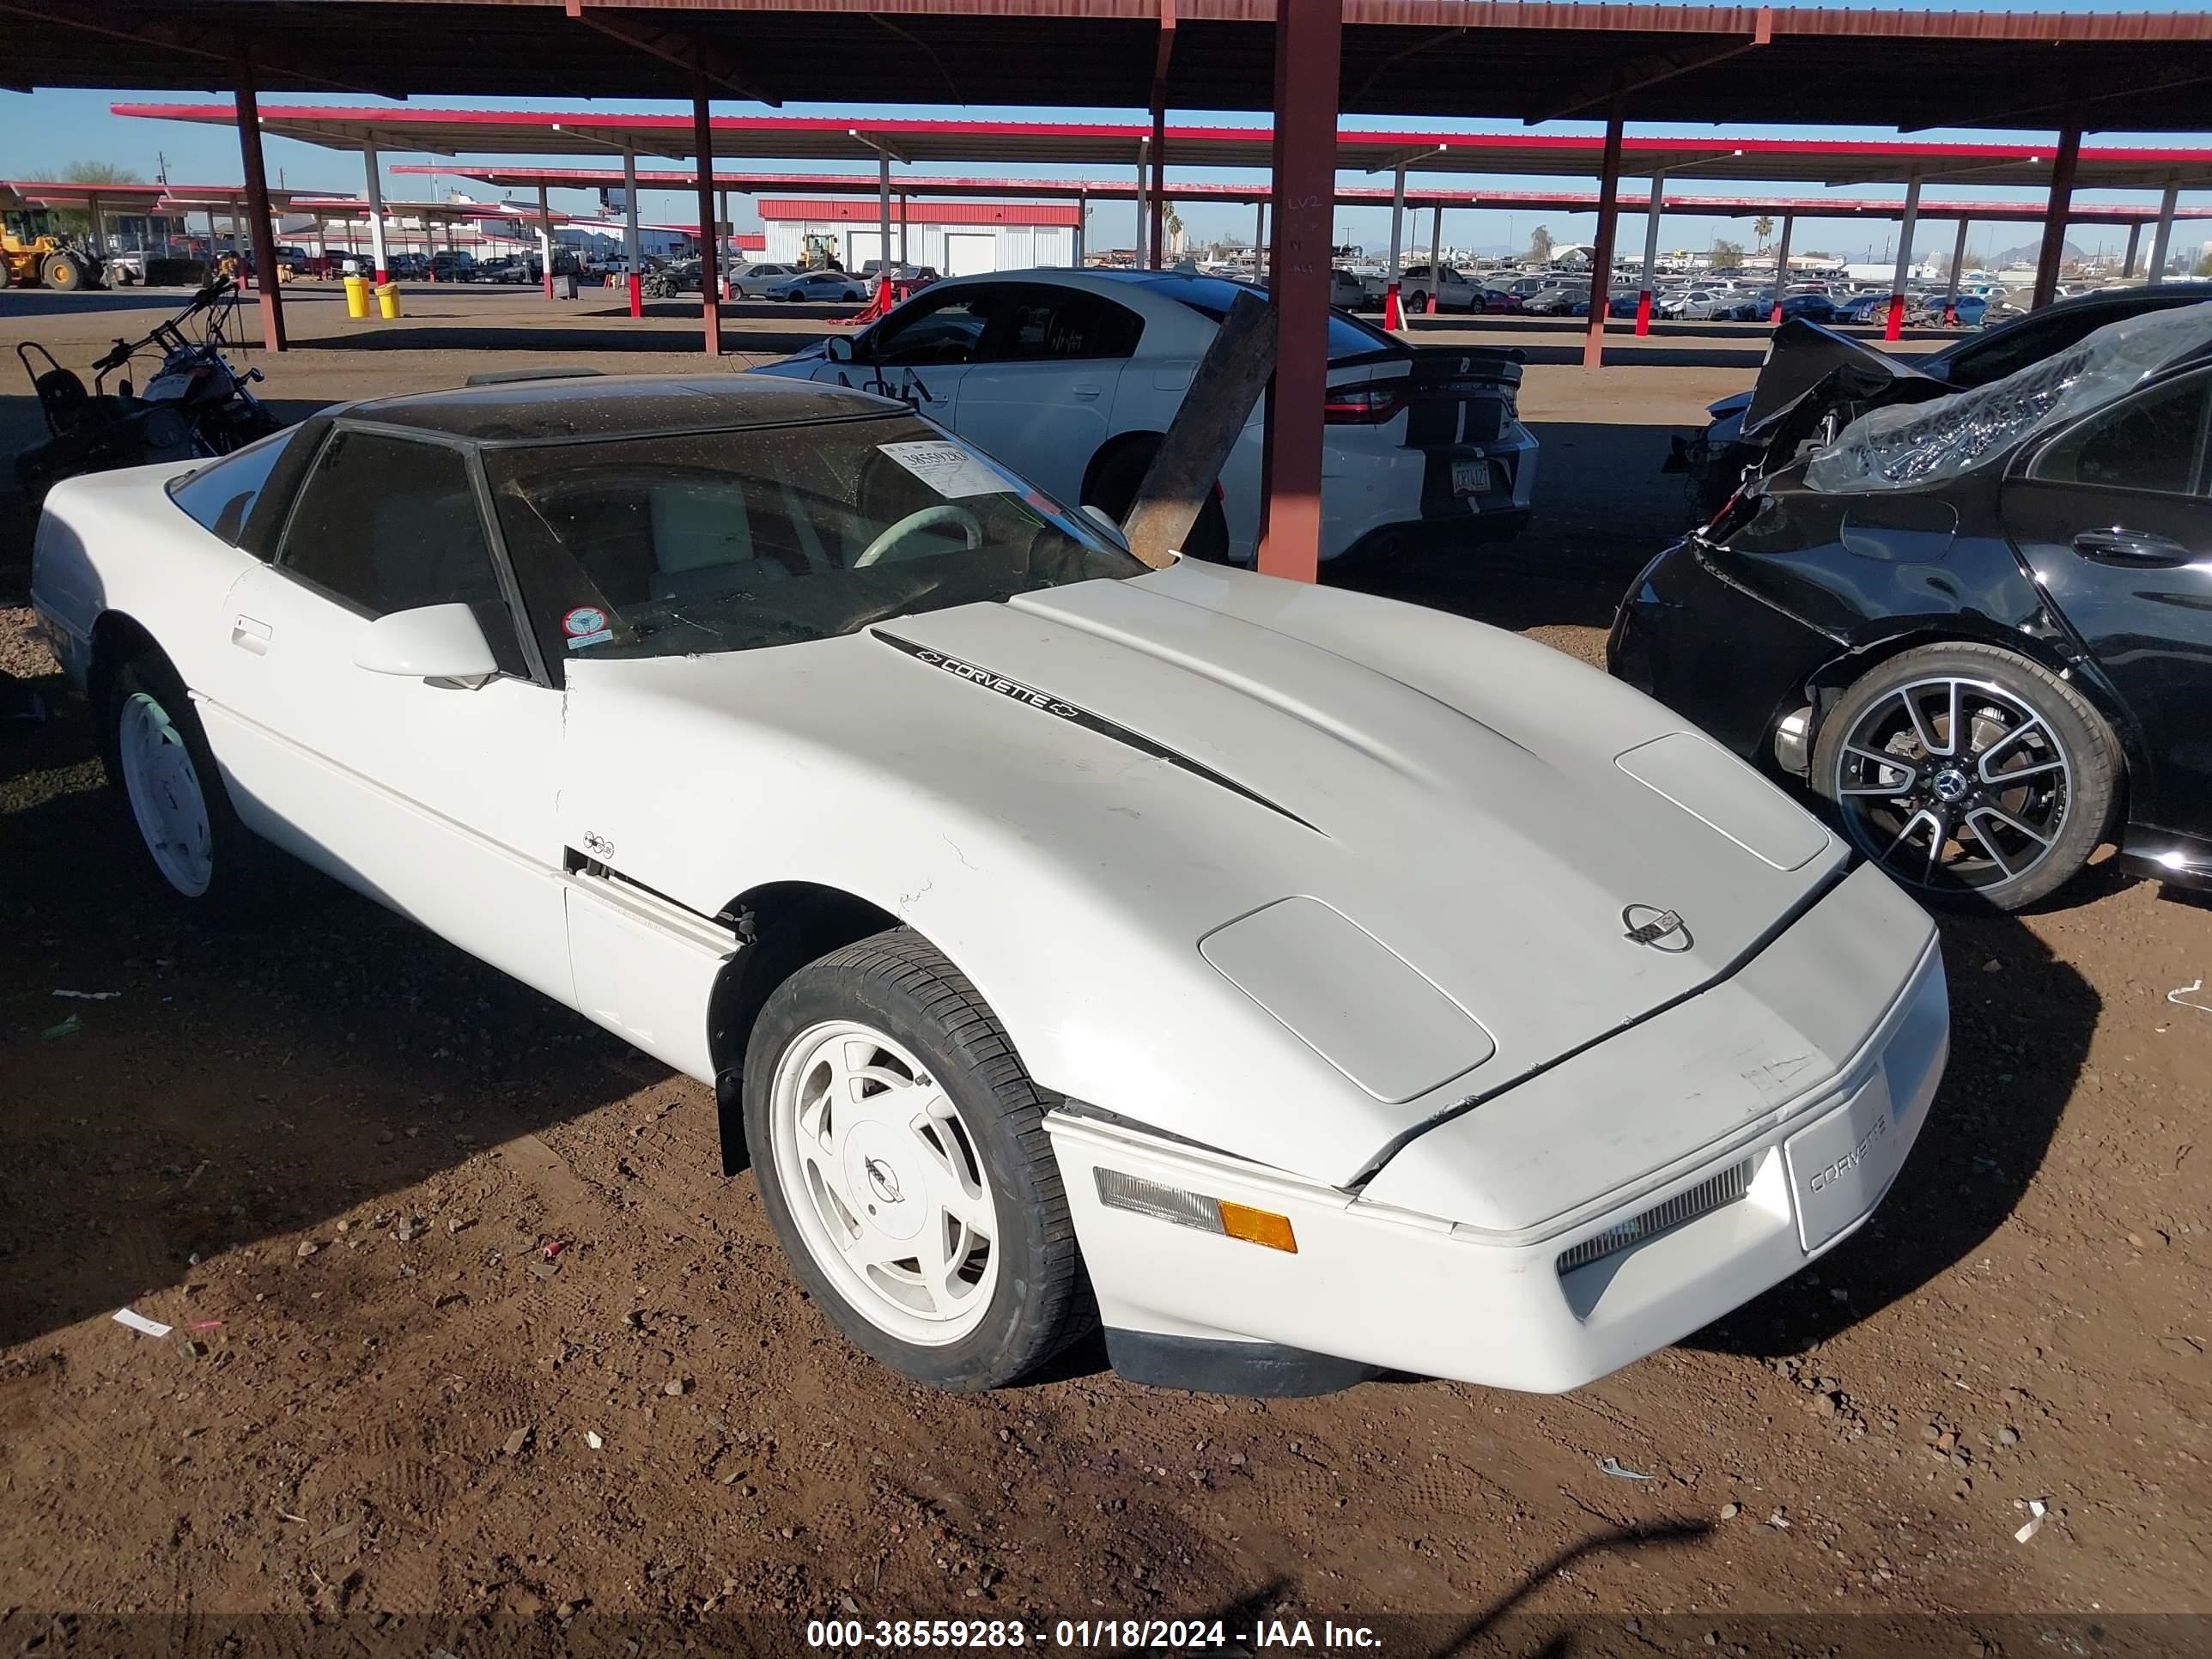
[757,198,1079,274]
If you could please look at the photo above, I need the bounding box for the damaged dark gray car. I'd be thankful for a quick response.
[1613,301,2212,909]
[1666,282,2212,517]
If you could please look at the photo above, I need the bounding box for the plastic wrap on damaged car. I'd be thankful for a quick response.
[1805,301,2212,495]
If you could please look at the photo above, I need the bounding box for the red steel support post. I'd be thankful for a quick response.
[2148,179,2179,287]
[1942,217,1968,322]
[1768,212,1795,323]
[1150,101,1167,268]
[362,141,388,285]
[1635,176,1664,334]
[538,184,555,299]
[623,143,642,319]
[1582,94,1625,369]
[233,58,287,352]
[1134,141,1148,268]
[1383,164,1405,330]
[1255,0,1340,583]
[1426,204,1442,315]
[2123,221,2142,279]
[1885,167,1921,342]
[693,81,721,359]
[2031,124,2081,311]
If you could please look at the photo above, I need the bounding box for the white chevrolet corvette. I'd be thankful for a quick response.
[31,374,1948,1397]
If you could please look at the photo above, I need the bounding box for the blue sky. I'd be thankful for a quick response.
[4,0,2208,267]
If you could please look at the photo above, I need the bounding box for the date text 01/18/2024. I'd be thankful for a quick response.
[805,1619,1382,1650]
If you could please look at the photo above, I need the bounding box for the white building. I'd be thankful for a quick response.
[758,198,1079,275]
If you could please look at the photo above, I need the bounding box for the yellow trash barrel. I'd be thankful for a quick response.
[375,282,401,320]
[343,274,370,319]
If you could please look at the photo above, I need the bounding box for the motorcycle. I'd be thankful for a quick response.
[14,276,280,505]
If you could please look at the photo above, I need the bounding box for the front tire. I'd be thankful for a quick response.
[744,928,1093,1390]
[104,650,273,916]
[1813,642,2119,910]
[41,252,83,292]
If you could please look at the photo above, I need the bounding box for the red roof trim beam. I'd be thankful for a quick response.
[757,198,1081,226]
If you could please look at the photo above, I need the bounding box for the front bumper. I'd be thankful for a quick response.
[1607,537,1843,767]
[1048,869,1948,1397]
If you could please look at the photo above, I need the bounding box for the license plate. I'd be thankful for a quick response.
[1784,1074,1904,1252]
[1450,459,1499,497]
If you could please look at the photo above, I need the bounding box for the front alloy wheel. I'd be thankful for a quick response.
[744,928,1093,1389]
[1815,643,2118,910]
[770,1019,1001,1344]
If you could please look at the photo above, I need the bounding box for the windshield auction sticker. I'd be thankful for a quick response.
[878,440,1007,501]
[562,605,615,650]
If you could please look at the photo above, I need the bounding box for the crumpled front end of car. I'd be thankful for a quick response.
[1047,860,1947,1397]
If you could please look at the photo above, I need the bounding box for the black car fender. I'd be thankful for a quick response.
[1799,605,2152,819]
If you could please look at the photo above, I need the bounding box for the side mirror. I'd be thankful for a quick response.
[824,335,855,363]
[354,602,501,685]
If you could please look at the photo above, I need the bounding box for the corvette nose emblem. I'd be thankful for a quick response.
[863,1157,904,1205]
[1623,905,1693,952]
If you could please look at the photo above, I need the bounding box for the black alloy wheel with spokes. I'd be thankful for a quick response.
[1814,642,2119,911]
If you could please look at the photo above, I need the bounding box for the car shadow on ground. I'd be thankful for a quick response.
[1690,892,2097,1361]
[0,289,204,321]
[1327,419,1692,635]
[0,714,673,1352]
[297,324,762,356]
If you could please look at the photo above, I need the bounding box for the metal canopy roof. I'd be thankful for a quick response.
[286,197,584,224]
[1,179,319,212]
[399,166,2212,228]
[27,3,2212,130]
[117,106,2212,191]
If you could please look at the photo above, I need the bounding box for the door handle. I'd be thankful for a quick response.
[229,615,271,655]
[2073,527,2195,567]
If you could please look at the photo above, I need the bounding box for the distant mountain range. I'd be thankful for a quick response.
[1978,239,2087,269]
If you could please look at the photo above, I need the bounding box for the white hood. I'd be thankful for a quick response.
[562,562,1845,1189]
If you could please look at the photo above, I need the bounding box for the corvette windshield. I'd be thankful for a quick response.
[484,414,1145,666]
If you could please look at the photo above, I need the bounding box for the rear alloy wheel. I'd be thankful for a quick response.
[1407,289,1428,315]
[1083,441,1231,562]
[744,928,1093,1389]
[1814,643,2118,910]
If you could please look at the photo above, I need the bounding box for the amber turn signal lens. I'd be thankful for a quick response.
[1218,1200,1297,1254]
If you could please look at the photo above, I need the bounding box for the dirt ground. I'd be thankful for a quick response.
[2,284,2208,1656]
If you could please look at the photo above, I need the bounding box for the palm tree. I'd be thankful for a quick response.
[1164,206,1185,256]
[1753,215,1775,254]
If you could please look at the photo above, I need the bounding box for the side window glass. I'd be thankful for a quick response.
[166,427,296,550]
[988,289,1146,362]
[872,292,996,366]
[2032,373,2212,498]
[278,429,530,677]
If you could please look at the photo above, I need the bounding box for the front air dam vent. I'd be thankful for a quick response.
[1556,1158,1755,1276]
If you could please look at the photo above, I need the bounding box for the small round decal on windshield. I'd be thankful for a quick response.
[562,605,615,650]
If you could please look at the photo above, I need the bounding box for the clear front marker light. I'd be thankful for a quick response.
[1095,1169,1298,1253]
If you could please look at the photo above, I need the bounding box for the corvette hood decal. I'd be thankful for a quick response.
[871,628,1321,836]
